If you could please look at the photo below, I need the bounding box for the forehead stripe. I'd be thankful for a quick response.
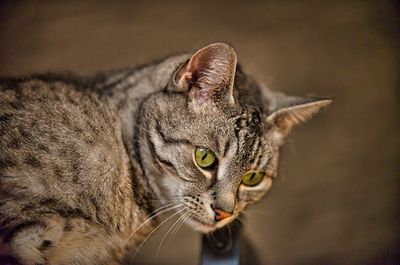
[257,144,271,169]
[155,121,192,146]
[249,137,261,166]
[217,137,237,180]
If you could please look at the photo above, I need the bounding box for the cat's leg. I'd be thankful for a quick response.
[45,218,124,265]
[1,217,64,265]
[3,215,122,265]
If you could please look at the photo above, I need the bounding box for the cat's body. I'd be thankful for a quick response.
[0,43,331,264]
[0,55,187,264]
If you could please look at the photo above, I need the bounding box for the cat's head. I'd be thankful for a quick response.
[139,43,331,233]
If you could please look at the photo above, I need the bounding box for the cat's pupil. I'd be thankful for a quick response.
[194,147,217,168]
[249,172,256,181]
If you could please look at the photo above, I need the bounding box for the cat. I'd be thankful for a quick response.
[0,42,331,265]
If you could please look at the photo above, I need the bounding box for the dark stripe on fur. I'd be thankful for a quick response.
[249,138,261,164]
[155,121,192,146]
[0,255,23,265]
[130,94,156,215]
[1,220,43,244]
[234,118,242,156]
[223,140,231,157]
[98,71,133,95]
[38,239,52,251]
[90,196,107,225]
[20,198,93,222]
[145,131,180,176]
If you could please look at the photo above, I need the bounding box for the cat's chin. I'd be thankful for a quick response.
[186,216,217,233]
[186,215,235,234]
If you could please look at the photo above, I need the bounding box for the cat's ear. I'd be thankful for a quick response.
[173,42,237,104]
[266,92,332,139]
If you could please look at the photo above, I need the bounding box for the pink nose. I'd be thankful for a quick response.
[214,208,232,221]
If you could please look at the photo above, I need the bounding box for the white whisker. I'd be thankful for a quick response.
[168,211,191,243]
[153,210,189,263]
[136,124,153,135]
[124,203,182,246]
[129,207,187,264]
[227,224,232,245]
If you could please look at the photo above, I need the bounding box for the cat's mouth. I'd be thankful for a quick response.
[186,214,236,233]
[186,215,217,233]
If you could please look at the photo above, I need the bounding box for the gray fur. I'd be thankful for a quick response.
[0,43,331,264]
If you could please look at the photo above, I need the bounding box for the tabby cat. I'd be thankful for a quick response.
[0,43,331,264]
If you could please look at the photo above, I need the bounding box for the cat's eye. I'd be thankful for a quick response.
[195,147,217,169]
[241,171,265,187]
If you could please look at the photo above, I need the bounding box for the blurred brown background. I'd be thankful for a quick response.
[0,1,398,265]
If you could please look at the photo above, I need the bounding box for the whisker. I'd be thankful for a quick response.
[149,198,180,201]
[149,199,181,204]
[124,203,182,246]
[168,211,191,243]
[136,124,153,135]
[208,230,217,245]
[227,224,232,247]
[149,202,182,214]
[148,196,183,203]
[129,207,187,264]
[153,210,189,263]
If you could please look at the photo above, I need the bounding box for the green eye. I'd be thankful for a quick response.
[195,147,217,168]
[241,171,265,186]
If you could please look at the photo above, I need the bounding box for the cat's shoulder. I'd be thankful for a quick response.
[0,73,124,181]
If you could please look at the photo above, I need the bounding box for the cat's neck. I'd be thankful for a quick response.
[100,54,188,141]
[95,54,188,214]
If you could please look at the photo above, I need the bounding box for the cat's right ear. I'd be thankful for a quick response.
[265,92,332,141]
[171,42,237,105]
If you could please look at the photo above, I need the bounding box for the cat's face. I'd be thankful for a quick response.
[144,98,278,232]
[140,43,331,233]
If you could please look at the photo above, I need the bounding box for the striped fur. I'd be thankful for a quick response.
[0,43,330,264]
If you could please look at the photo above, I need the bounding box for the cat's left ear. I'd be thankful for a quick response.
[173,42,237,104]
[266,94,332,139]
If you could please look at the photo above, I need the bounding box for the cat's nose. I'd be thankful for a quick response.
[214,208,233,222]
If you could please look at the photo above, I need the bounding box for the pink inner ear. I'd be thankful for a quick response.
[175,60,199,92]
[187,48,216,74]
[175,60,189,85]
[175,49,216,90]
[268,99,332,137]
[174,42,237,103]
